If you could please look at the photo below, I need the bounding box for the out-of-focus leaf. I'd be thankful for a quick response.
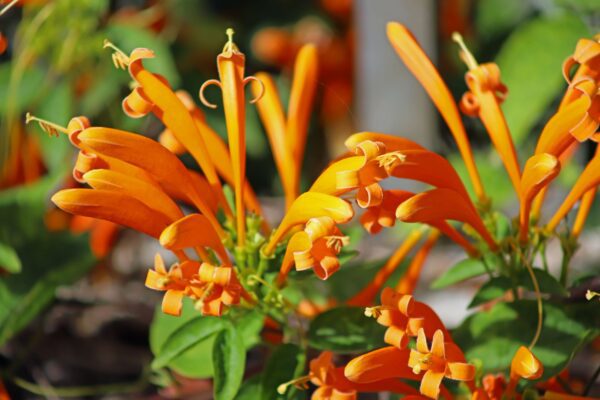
[33,79,74,170]
[0,242,21,274]
[308,306,386,353]
[259,343,306,400]
[517,268,568,296]
[150,301,263,378]
[468,277,513,308]
[553,0,600,12]
[151,314,227,370]
[0,64,45,114]
[235,374,263,400]
[105,24,180,86]
[496,14,590,144]
[0,176,95,346]
[213,325,246,400]
[80,66,128,117]
[150,298,218,378]
[454,300,598,380]
[476,0,533,39]
[431,258,488,289]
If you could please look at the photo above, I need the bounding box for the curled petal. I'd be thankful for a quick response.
[310,156,366,195]
[396,189,497,251]
[264,192,354,256]
[52,189,171,238]
[198,263,233,286]
[345,132,425,153]
[122,87,153,118]
[420,370,445,399]
[386,22,484,201]
[162,289,184,316]
[83,169,183,222]
[447,362,475,381]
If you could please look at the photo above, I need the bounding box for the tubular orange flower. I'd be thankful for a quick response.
[277,216,349,284]
[345,132,425,153]
[263,192,354,256]
[105,43,232,218]
[408,329,475,399]
[547,147,600,231]
[278,351,420,399]
[345,346,415,383]
[348,229,423,306]
[360,190,414,234]
[159,214,230,267]
[572,186,597,237]
[396,188,497,251]
[51,189,171,239]
[363,287,424,349]
[505,346,543,398]
[396,230,440,294]
[74,127,223,237]
[386,22,485,202]
[518,154,561,242]
[561,35,600,107]
[199,29,264,246]
[454,33,521,193]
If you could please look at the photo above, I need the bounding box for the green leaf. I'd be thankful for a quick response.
[308,306,386,353]
[0,242,21,273]
[454,300,598,380]
[496,14,590,144]
[151,314,227,370]
[259,344,306,400]
[431,258,489,289]
[0,177,96,346]
[0,64,46,115]
[149,298,217,378]
[517,268,568,296]
[476,0,533,39]
[213,325,246,400]
[468,277,513,308]
[105,24,180,86]
[235,374,263,400]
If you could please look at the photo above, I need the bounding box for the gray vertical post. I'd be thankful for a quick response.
[355,0,437,150]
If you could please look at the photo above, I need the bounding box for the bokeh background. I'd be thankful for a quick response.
[1,0,599,398]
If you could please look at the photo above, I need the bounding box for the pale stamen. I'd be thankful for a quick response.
[25,113,68,137]
[0,0,19,17]
[452,32,479,71]
[377,151,406,174]
[277,375,311,395]
[103,39,130,69]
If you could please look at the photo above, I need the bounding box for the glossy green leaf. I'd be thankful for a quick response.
[431,258,489,289]
[213,325,246,400]
[259,344,306,400]
[0,64,46,115]
[0,242,21,274]
[468,276,513,308]
[151,315,227,370]
[496,14,590,144]
[308,306,386,353]
[454,300,598,380]
[149,298,217,378]
[517,267,568,297]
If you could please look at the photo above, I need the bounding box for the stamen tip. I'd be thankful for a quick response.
[277,384,287,395]
[25,112,33,124]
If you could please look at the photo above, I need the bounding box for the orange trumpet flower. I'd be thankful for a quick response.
[453,33,521,193]
[199,29,264,246]
[386,22,485,202]
[518,154,561,242]
[408,329,475,399]
[277,216,349,284]
[277,351,419,400]
[396,188,497,251]
[253,44,318,208]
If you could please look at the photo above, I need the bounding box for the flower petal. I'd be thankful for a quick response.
[345,132,425,153]
[396,188,497,251]
[386,22,484,201]
[159,214,229,265]
[83,169,183,222]
[344,346,414,383]
[547,149,600,231]
[420,369,445,399]
[52,189,171,238]
[162,289,184,316]
[310,156,366,195]
[510,346,543,380]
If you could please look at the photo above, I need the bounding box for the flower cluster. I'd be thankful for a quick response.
[29,19,600,400]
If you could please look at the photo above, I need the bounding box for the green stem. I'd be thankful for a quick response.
[12,373,148,398]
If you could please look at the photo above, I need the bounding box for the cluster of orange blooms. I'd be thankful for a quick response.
[26,18,600,399]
